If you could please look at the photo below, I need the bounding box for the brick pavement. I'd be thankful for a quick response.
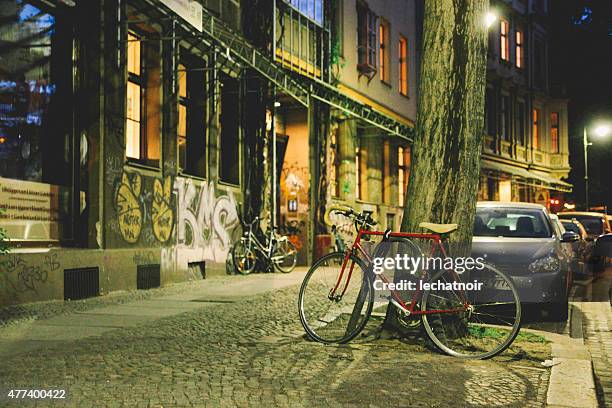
[0,272,552,407]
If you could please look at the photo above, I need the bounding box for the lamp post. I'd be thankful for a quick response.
[583,124,610,210]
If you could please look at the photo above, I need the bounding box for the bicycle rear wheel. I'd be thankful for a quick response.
[298,252,374,343]
[232,240,256,275]
[421,263,521,359]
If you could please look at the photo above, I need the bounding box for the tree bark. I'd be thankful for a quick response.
[383,0,489,334]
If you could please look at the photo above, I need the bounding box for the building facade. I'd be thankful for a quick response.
[0,0,417,306]
[479,0,572,208]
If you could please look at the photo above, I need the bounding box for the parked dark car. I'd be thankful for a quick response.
[472,202,573,321]
[557,212,612,241]
[559,218,590,277]
[593,233,612,274]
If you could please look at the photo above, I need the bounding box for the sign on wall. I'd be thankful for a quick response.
[161,0,203,32]
[0,177,61,241]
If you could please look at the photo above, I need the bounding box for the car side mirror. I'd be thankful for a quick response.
[561,231,580,243]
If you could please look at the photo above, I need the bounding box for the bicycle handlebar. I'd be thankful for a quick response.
[324,204,378,230]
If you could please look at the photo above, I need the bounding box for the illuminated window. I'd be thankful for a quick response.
[532,108,540,149]
[178,53,207,177]
[515,30,524,68]
[550,112,559,153]
[398,145,410,206]
[500,20,509,61]
[398,36,408,96]
[126,31,161,166]
[379,19,390,82]
[383,140,390,204]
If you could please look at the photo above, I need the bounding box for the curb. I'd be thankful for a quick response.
[542,302,597,408]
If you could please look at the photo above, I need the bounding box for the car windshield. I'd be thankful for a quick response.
[559,216,603,236]
[474,207,552,238]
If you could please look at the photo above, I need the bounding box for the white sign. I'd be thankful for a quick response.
[161,0,203,32]
[0,177,61,241]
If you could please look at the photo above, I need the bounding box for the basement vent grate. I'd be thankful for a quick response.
[64,267,100,301]
[137,264,161,290]
[188,261,206,279]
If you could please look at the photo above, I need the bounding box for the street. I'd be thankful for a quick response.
[0,269,557,408]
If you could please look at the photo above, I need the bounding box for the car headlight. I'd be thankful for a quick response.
[528,256,561,273]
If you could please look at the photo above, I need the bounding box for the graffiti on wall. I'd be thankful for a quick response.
[0,253,59,293]
[175,178,239,263]
[115,172,143,243]
[114,172,175,245]
[152,177,174,243]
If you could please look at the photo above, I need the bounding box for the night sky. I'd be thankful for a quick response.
[550,0,612,211]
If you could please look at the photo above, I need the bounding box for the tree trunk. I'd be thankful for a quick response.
[383,0,489,334]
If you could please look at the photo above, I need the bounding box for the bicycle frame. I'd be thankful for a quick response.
[330,228,470,316]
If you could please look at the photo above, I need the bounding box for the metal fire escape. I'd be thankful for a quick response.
[138,0,414,141]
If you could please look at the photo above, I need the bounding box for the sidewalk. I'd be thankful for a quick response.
[0,269,308,359]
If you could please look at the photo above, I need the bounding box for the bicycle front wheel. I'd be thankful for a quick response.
[273,239,297,273]
[421,263,521,359]
[298,252,374,343]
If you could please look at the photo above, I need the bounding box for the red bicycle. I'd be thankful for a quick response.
[298,205,522,359]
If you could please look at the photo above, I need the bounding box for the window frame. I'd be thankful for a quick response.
[397,145,410,207]
[532,108,540,150]
[357,1,377,76]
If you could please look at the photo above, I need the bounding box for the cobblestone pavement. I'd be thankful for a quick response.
[576,268,612,407]
[0,279,552,407]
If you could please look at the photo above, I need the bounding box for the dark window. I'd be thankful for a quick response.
[500,95,511,141]
[534,38,546,87]
[126,31,161,167]
[219,74,240,185]
[486,88,496,136]
[357,1,377,75]
[178,54,207,177]
[550,112,559,153]
[517,101,526,145]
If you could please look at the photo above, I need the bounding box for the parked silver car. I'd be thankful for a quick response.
[471,202,574,321]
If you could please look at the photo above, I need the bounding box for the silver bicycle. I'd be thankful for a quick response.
[232,216,298,274]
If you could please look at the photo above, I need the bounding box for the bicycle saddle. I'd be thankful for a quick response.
[419,222,458,234]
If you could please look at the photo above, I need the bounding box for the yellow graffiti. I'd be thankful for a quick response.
[116,173,142,243]
[152,176,174,243]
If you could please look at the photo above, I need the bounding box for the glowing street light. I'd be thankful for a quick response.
[583,122,611,210]
[485,11,497,29]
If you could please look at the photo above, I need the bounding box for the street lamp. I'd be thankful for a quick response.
[584,123,611,210]
[485,11,497,28]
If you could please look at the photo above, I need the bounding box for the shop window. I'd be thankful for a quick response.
[398,145,410,206]
[398,35,408,96]
[532,109,540,149]
[379,19,390,83]
[178,53,207,177]
[0,1,75,242]
[500,19,509,62]
[550,112,559,153]
[126,31,161,167]
[219,74,240,185]
[357,1,377,76]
